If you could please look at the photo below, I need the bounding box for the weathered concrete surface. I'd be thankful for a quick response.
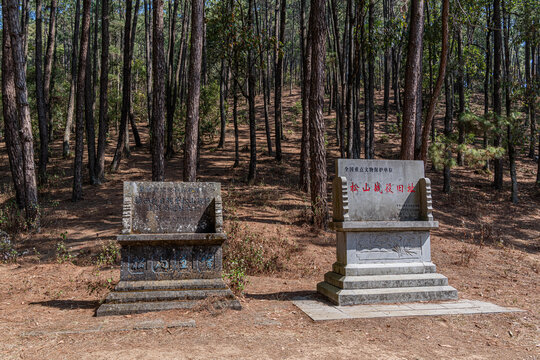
[294,298,523,321]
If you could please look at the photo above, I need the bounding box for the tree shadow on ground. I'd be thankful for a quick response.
[29,300,100,310]
[245,290,318,301]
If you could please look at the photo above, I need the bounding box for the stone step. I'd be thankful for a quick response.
[317,281,458,306]
[324,272,449,290]
[105,289,235,304]
[96,299,242,317]
[114,279,227,292]
[333,262,437,276]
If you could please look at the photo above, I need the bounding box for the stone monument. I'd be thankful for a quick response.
[317,159,458,305]
[96,181,241,316]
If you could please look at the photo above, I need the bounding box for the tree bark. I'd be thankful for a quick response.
[144,0,153,126]
[308,0,328,229]
[110,0,134,172]
[274,0,286,162]
[72,0,91,202]
[502,1,517,203]
[400,0,424,160]
[183,0,204,181]
[2,9,26,209]
[63,0,81,158]
[44,0,57,141]
[299,0,311,193]
[492,0,503,190]
[96,0,110,184]
[443,72,453,194]
[35,0,48,183]
[165,0,180,158]
[247,0,257,183]
[5,0,39,225]
[151,0,166,181]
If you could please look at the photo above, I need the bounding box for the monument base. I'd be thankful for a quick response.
[96,279,241,316]
[96,234,241,316]
[318,262,457,306]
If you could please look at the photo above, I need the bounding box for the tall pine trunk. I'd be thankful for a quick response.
[72,0,91,202]
[63,0,81,158]
[299,0,310,193]
[5,0,39,226]
[274,0,286,162]
[152,0,166,181]
[183,0,204,181]
[400,0,424,160]
[308,0,328,229]
[44,0,57,141]
[2,8,26,209]
[492,0,503,190]
[35,0,48,183]
[96,0,110,183]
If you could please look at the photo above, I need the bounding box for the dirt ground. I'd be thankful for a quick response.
[0,89,539,359]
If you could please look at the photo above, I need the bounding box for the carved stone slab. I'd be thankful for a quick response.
[123,182,222,234]
[334,159,425,221]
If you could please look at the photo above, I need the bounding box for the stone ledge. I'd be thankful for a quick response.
[330,221,439,232]
[117,232,227,245]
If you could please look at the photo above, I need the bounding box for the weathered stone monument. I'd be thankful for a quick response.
[96,182,240,316]
[317,159,458,305]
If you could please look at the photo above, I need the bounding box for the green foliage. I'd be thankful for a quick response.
[56,233,73,264]
[222,260,247,295]
[199,82,221,142]
[95,241,120,267]
[0,232,18,263]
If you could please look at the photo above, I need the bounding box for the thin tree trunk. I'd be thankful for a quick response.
[299,0,310,193]
[44,0,57,141]
[247,0,257,183]
[502,1,517,203]
[400,0,424,160]
[308,0,328,229]
[35,0,48,183]
[165,0,180,157]
[492,0,503,190]
[183,0,204,181]
[2,9,26,209]
[232,51,240,168]
[85,18,97,185]
[255,0,273,155]
[144,0,153,126]
[110,0,134,172]
[456,27,465,165]
[274,0,286,162]
[64,0,81,158]
[152,0,166,181]
[129,0,142,148]
[96,0,110,183]
[72,0,91,202]
[443,71,453,194]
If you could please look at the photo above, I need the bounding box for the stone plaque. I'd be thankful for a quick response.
[335,159,424,221]
[121,245,222,281]
[124,182,220,234]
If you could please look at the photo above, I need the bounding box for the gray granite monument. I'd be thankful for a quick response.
[96,181,241,316]
[317,159,458,305]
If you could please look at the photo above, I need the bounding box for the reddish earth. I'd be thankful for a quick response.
[0,89,538,359]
